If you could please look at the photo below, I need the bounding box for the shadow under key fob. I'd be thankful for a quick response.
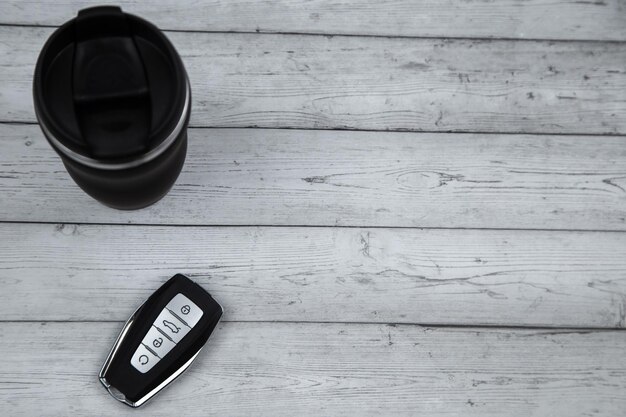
[99,274,223,407]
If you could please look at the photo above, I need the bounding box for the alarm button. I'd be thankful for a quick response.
[166,293,203,328]
[131,344,159,373]
[154,308,190,343]
[142,325,176,358]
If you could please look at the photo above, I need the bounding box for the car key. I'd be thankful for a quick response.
[99,274,223,407]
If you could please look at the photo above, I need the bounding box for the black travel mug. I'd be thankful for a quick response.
[33,6,190,209]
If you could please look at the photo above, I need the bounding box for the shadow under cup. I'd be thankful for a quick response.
[33,6,191,210]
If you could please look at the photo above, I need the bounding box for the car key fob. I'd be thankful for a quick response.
[99,274,223,407]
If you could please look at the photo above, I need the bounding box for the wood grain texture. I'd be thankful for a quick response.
[2,124,626,229]
[1,322,625,416]
[1,223,625,327]
[1,0,625,41]
[2,27,626,134]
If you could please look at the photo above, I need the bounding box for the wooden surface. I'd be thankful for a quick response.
[1,323,625,417]
[2,124,626,229]
[1,223,625,327]
[3,27,626,134]
[0,1,625,416]
[2,0,626,41]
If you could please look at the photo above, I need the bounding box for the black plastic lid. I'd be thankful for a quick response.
[33,6,188,163]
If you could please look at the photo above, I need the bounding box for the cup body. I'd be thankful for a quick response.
[61,130,188,211]
[33,6,190,209]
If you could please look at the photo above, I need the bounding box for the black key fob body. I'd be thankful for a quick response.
[99,274,223,407]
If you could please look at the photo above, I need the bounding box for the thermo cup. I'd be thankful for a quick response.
[33,6,190,209]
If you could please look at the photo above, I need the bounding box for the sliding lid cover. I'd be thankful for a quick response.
[33,6,189,166]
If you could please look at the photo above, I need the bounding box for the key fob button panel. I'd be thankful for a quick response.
[131,293,202,372]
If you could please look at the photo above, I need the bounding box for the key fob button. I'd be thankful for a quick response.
[166,293,204,328]
[154,308,190,343]
[142,325,176,358]
[131,344,160,373]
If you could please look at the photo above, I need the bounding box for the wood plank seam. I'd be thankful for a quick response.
[2,319,626,332]
[3,21,626,44]
[4,220,626,234]
[6,214,626,234]
[4,122,626,138]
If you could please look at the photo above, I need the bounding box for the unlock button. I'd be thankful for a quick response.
[141,325,176,358]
